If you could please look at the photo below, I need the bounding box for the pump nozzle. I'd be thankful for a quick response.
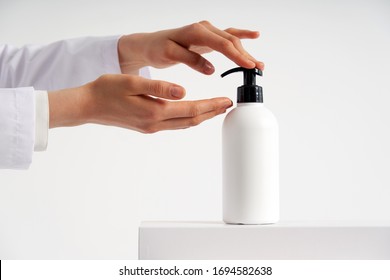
[221,67,263,103]
[221,67,262,85]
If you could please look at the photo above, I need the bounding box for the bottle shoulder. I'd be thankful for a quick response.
[225,104,277,122]
[224,104,278,127]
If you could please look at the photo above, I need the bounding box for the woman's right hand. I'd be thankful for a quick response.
[118,20,264,75]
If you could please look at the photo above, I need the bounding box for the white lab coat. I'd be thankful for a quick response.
[0,36,125,169]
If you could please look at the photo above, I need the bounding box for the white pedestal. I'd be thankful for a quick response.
[138,221,390,260]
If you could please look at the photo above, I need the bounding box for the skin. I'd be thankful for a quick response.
[48,21,264,133]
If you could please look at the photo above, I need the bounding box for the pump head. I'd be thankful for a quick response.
[221,67,263,103]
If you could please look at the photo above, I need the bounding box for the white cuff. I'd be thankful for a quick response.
[0,87,34,169]
[34,90,49,151]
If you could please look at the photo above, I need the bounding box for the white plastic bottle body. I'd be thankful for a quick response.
[222,103,279,224]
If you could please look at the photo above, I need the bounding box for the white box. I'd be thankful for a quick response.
[139,221,390,259]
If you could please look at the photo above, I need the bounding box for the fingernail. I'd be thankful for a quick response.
[258,61,265,70]
[204,61,215,75]
[171,86,184,98]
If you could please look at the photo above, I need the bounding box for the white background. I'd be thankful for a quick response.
[0,0,389,259]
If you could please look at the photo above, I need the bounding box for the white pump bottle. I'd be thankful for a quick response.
[222,67,279,225]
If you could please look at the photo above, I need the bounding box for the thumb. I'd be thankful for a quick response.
[132,76,186,100]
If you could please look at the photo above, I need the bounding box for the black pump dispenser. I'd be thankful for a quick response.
[221,67,263,103]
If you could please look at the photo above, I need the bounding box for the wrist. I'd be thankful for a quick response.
[48,83,93,128]
[118,33,148,75]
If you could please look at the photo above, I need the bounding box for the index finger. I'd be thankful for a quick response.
[224,27,260,39]
[200,21,264,70]
[172,22,256,69]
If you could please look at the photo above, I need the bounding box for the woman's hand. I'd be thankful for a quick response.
[48,74,232,133]
[118,20,264,75]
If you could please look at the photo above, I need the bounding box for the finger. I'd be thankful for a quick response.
[202,21,250,53]
[173,22,255,69]
[224,29,265,70]
[200,27,256,69]
[200,21,264,70]
[162,97,232,120]
[225,28,260,39]
[157,107,228,131]
[189,29,258,55]
[168,41,215,75]
[125,75,186,100]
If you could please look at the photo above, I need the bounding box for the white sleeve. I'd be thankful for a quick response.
[0,87,35,169]
[0,36,151,169]
[0,36,123,90]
